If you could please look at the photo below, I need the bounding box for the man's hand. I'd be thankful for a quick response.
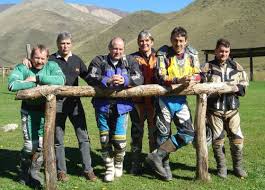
[107,75,125,86]
[25,76,36,82]
[178,76,191,85]
[22,58,32,68]
[112,75,125,86]
[189,74,201,84]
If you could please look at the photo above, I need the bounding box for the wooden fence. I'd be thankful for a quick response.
[15,82,239,190]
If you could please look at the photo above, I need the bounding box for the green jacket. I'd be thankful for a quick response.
[8,61,65,91]
[8,61,65,109]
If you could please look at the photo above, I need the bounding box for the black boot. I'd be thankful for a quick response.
[213,144,227,178]
[163,156,172,181]
[146,139,176,180]
[230,143,247,178]
[30,151,44,189]
[18,151,32,185]
[130,149,142,175]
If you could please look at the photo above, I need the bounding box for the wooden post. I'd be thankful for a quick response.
[26,44,31,59]
[250,56,253,81]
[2,67,4,83]
[43,94,57,190]
[195,93,210,181]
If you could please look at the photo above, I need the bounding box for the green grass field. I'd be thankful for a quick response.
[0,79,264,190]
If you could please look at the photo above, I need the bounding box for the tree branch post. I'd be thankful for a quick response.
[14,82,239,185]
[43,94,57,190]
[195,93,211,181]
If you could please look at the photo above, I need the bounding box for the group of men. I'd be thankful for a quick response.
[8,26,249,188]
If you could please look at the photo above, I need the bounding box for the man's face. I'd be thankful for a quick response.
[138,36,153,54]
[57,38,72,56]
[31,49,48,69]
[215,45,230,63]
[171,34,187,55]
[109,39,125,61]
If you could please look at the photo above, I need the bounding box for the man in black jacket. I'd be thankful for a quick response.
[51,32,97,182]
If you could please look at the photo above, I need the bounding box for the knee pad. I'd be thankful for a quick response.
[100,135,109,145]
[23,140,39,154]
[113,141,126,152]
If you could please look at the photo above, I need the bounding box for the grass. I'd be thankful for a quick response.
[0,78,265,189]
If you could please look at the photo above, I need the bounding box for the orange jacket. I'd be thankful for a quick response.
[131,50,157,103]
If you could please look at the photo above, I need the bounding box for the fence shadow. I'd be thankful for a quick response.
[0,147,103,182]
[0,148,20,182]
[64,147,103,177]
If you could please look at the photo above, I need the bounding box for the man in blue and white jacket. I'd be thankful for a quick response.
[87,37,143,182]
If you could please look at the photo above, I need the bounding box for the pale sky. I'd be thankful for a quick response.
[0,0,194,13]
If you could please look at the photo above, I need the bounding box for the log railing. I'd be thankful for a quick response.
[16,82,239,189]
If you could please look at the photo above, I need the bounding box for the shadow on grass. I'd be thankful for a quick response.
[123,151,195,181]
[0,147,104,182]
[0,148,207,182]
[0,148,20,182]
[64,147,103,177]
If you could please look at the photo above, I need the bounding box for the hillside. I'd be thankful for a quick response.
[146,0,265,52]
[0,0,264,80]
[75,11,166,62]
[68,3,128,24]
[0,4,13,12]
[0,0,121,66]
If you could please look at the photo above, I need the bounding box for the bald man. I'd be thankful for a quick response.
[87,37,143,182]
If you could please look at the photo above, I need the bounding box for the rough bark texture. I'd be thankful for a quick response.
[16,82,238,100]
[195,94,211,181]
[15,82,239,184]
[43,94,57,190]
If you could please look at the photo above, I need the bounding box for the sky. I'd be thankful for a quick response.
[0,0,194,13]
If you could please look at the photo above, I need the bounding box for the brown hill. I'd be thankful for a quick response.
[75,11,166,62]
[1,0,264,80]
[0,0,118,66]
[152,0,265,50]
[76,0,265,63]
[0,4,14,12]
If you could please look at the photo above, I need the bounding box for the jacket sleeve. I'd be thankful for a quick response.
[127,55,143,86]
[86,56,108,87]
[235,64,249,97]
[78,56,89,82]
[186,45,201,74]
[37,61,65,85]
[8,64,36,92]
[155,50,173,86]
[199,62,211,83]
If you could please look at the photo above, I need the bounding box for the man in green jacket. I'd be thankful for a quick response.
[8,44,65,188]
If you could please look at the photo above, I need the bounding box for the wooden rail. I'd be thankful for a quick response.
[16,82,238,189]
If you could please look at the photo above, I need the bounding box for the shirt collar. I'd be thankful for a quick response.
[56,51,73,59]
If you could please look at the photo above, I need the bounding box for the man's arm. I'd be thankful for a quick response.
[86,56,107,87]
[235,62,249,97]
[78,56,90,82]
[127,55,143,87]
[36,61,65,85]
[8,64,36,92]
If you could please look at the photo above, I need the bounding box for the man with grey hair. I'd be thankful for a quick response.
[87,37,143,182]
[23,32,97,182]
[129,29,158,175]
[49,31,97,182]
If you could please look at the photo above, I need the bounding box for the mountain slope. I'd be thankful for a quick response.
[75,11,166,62]
[68,3,127,24]
[149,0,265,51]
[0,0,111,66]
[0,4,14,12]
